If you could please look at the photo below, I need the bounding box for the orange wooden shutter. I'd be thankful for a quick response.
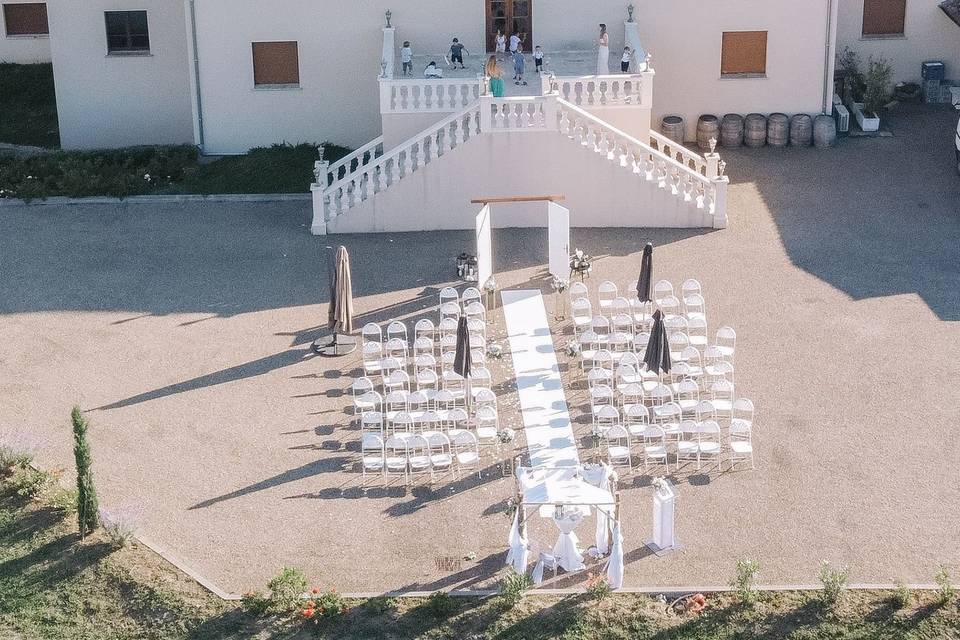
[252,41,300,85]
[721,31,767,76]
[3,3,49,35]
[862,0,906,35]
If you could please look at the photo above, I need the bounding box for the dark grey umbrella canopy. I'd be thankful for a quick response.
[636,243,653,303]
[643,309,671,375]
[453,314,473,379]
[327,246,354,335]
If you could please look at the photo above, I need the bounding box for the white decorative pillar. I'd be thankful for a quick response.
[381,15,396,80]
[712,176,729,229]
[479,95,493,132]
[623,19,645,73]
[647,479,678,554]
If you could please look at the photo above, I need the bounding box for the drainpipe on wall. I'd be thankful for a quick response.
[822,0,839,114]
[188,0,205,151]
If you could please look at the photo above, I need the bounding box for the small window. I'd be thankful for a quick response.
[862,0,906,36]
[105,10,149,54]
[720,31,767,77]
[252,41,300,86]
[3,3,49,36]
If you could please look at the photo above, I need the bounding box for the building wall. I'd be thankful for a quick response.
[837,0,960,83]
[46,0,194,149]
[0,0,51,63]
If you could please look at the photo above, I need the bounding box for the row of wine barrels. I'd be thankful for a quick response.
[721,113,743,148]
[696,114,720,151]
[744,113,767,148]
[659,115,685,144]
[672,112,838,149]
[767,113,789,147]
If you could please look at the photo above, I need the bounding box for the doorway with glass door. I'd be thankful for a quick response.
[486,0,532,53]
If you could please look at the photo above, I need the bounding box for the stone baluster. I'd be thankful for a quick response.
[347,179,357,208]
[558,110,570,135]
[374,162,385,193]
[599,81,607,106]
[402,148,413,177]
[322,192,333,222]
[414,139,425,168]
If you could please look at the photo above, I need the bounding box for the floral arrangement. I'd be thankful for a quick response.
[487,343,503,359]
[497,427,515,444]
[504,496,519,520]
[483,277,498,293]
[456,253,478,279]
[301,587,347,622]
[550,275,569,293]
[651,476,669,493]
[566,341,581,357]
[569,249,593,275]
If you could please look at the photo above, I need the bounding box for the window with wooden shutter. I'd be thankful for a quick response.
[862,0,906,36]
[252,41,300,86]
[720,31,768,76]
[3,3,49,36]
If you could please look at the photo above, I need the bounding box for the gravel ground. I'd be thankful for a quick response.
[1,104,958,595]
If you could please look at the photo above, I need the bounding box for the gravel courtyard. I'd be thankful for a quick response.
[1,105,958,595]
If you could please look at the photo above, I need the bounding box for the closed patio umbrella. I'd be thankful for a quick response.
[606,521,624,589]
[643,309,671,376]
[636,242,653,303]
[315,245,356,356]
[453,314,473,406]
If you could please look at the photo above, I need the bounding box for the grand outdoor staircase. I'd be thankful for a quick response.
[311,87,729,235]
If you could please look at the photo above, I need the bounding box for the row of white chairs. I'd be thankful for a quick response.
[362,316,487,350]
[602,419,754,472]
[352,370,495,412]
[569,279,703,311]
[361,431,482,483]
[590,396,753,430]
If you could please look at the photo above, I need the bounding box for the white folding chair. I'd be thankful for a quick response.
[384,435,409,483]
[414,318,435,341]
[390,410,416,434]
[594,403,620,435]
[684,293,706,323]
[445,407,470,437]
[467,317,486,340]
[676,419,700,468]
[406,434,433,482]
[647,382,673,407]
[412,337,434,358]
[383,369,410,395]
[680,279,702,306]
[698,420,723,470]
[709,379,735,420]
[590,384,615,425]
[386,321,408,342]
[461,287,482,306]
[419,409,442,438]
[630,298,653,332]
[687,316,709,350]
[568,281,588,305]
[659,295,682,319]
[471,367,492,399]
[361,323,382,345]
[715,326,736,361]
[384,390,408,423]
[384,337,409,368]
[361,433,385,479]
[474,405,500,450]
[604,424,632,469]
[695,399,717,423]
[653,280,674,305]
[406,390,430,421]
[416,368,439,396]
[731,398,755,433]
[464,301,486,322]
[414,353,437,376]
[642,424,669,471]
[728,416,755,471]
[426,431,454,478]
[653,401,683,443]
[571,297,593,335]
[361,410,384,434]
[439,286,460,307]
[440,301,461,322]
[354,390,382,417]
[473,387,497,411]
[625,402,650,438]
[675,378,700,418]
[362,342,383,377]
[438,316,458,338]
[597,281,618,315]
[451,430,481,478]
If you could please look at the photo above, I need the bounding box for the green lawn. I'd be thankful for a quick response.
[0,63,60,148]
[2,470,959,640]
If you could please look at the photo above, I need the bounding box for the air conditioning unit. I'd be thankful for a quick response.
[833,104,850,134]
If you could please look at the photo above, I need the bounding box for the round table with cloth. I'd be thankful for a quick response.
[552,511,586,572]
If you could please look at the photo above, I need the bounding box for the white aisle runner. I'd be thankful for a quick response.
[501,290,580,468]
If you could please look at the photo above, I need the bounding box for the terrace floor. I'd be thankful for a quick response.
[2,104,959,595]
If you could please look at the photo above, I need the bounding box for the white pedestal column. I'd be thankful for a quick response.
[646,480,679,555]
[381,27,396,79]
[623,20,646,72]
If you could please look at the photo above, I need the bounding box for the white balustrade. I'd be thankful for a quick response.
[547,74,647,108]
[480,96,556,132]
[648,131,708,176]
[321,137,384,186]
[321,106,481,224]
[556,98,724,222]
[380,77,485,114]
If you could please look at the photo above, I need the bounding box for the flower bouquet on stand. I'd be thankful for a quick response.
[569,249,593,282]
[551,275,570,321]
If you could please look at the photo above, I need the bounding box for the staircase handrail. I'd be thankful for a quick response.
[323,136,384,185]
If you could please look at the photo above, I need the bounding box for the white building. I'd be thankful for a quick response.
[1,1,51,63]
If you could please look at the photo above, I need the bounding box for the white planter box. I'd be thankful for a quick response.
[852,102,880,132]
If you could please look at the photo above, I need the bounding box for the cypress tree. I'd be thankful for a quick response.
[71,406,99,537]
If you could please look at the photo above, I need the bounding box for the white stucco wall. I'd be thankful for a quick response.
[837,0,960,83]
[46,0,194,149]
[0,0,51,62]
[326,130,714,234]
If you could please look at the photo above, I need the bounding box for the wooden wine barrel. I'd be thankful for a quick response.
[767,112,789,147]
[720,113,743,148]
[744,113,767,148]
[813,114,837,148]
[696,114,720,151]
[660,115,685,144]
[789,114,813,146]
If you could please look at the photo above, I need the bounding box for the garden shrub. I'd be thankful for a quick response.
[819,562,850,607]
[499,572,533,608]
[264,567,308,614]
[934,565,955,606]
[730,559,761,606]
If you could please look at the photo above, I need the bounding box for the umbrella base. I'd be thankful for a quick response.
[313,334,357,357]
[645,538,681,557]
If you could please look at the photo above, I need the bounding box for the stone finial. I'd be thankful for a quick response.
[627,4,635,22]
[709,137,717,154]
[317,144,325,161]
[385,9,392,28]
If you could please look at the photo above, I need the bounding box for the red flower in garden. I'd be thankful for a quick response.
[302,608,315,619]
[312,588,320,594]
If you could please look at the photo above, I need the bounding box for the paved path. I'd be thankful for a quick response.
[501,289,578,468]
